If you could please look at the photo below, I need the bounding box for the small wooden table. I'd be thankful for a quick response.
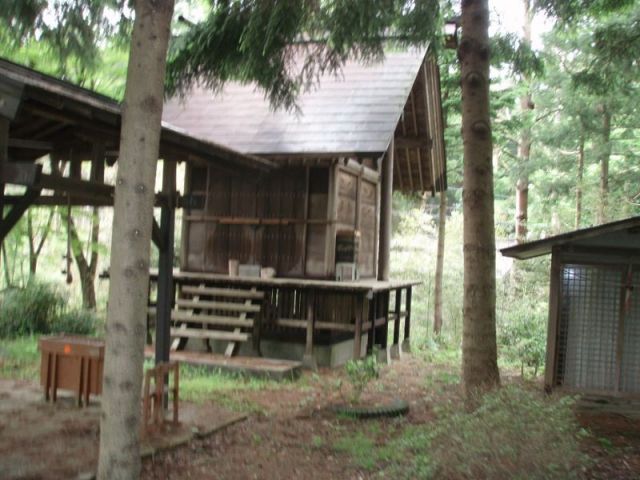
[39,335,105,406]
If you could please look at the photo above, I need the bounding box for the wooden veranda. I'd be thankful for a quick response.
[150,270,417,368]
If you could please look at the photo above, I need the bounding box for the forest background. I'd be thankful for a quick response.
[0,0,638,378]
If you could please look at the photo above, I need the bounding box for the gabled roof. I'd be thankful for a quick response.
[0,57,274,173]
[501,216,640,260]
[164,49,427,156]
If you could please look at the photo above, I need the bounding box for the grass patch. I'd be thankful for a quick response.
[175,364,287,412]
[333,386,590,479]
[0,335,40,380]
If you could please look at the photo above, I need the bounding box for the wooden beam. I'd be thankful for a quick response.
[378,140,393,281]
[151,218,165,251]
[0,188,41,243]
[8,139,54,150]
[3,194,107,207]
[0,117,8,246]
[156,159,177,367]
[395,136,432,150]
[545,249,562,391]
[409,89,426,191]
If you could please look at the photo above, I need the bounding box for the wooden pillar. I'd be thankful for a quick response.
[401,286,412,353]
[155,160,176,366]
[302,290,317,370]
[390,288,402,359]
[0,117,8,246]
[544,249,562,392]
[353,294,365,359]
[376,290,391,364]
[378,140,394,280]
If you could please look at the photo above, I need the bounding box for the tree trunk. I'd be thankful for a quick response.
[27,208,55,279]
[575,133,584,229]
[459,0,500,393]
[433,190,446,336]
[515,0,533,244]
[63,211,98,310]
[596,105,611,224]
[97,1,174,479]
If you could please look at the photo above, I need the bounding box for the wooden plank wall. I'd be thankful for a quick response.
[182,161,379,279]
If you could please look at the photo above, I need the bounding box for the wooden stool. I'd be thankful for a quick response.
[141,361,180,436]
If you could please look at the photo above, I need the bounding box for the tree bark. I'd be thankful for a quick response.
[575,132,584,229]
[433,190,446,336]
[97,1,174,479]
[515,0,533,244]
[459,0,500,393]
[27,208,54,278]
[596,105,611,224]
[63,212,98,309]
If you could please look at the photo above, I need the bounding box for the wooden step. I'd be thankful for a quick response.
[175,299,261,313]
[181,285,265,300]
[170,327,249,342]
[171,311,253,328]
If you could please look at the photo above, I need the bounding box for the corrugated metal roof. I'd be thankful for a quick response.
[163,49,428,156]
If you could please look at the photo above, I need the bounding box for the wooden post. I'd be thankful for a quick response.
[544,249,561,392]
[353,294,364,359]
[401,286,412,353]
[155,160,176,367]
[376,290,391,364]
[378,140,394,280]
[390,289,402,359]
[302,290,317,370]
[0,117,8,250]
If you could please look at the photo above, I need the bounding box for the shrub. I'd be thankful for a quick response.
[0,283,65,338]
[344,353,379,403]
[51,308,96,335]
[423,386,589,479]
[497,278,548,378]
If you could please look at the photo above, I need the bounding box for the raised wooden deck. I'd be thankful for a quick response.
[148,270,419,368]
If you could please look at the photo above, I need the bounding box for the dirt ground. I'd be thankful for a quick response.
[2,356,640,479]
[0,379,243,480]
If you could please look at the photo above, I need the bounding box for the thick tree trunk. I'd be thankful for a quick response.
[97,1,174,479]
[515,0,533,244]
[433,190,446,336]
[459,0,500,393]
[575,133,584,229]
[596,106,611,224]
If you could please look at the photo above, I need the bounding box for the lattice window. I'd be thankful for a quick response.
[557,263,640,394]
[557,264,620,392]
[621,270,640,393]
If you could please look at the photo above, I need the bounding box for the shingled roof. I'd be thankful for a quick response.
[163,48,446,193]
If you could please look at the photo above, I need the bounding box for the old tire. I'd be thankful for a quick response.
[332,399,409,419]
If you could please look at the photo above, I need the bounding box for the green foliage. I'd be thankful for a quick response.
[0,283,65,337]
[0,336,40,380]
[381,387,590,479]
[166,0,440,110]
[52,308,97,335]
[421,387,590,479]
[177,364,285,411]
[0,282,96,338]
[497,266,549,377]
[344,353,379,403]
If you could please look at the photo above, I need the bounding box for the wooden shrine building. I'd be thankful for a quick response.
[0,46,446,371]
[161,48,446,367]
[502,217,640,396]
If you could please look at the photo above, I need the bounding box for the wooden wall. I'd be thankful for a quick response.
[181,159,380,279]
